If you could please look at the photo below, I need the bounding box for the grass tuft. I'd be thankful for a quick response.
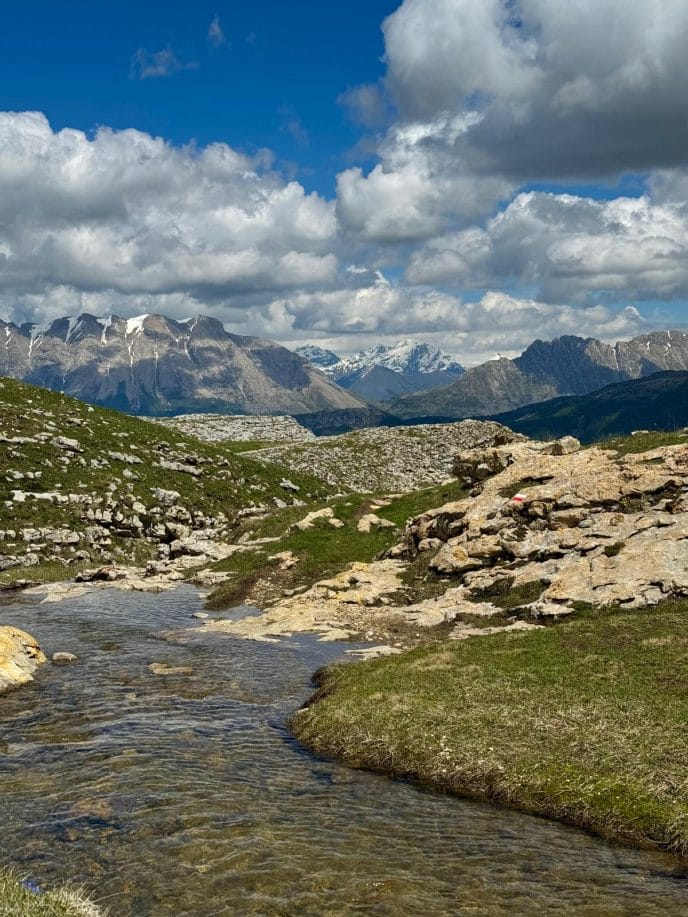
[0,868,105,916]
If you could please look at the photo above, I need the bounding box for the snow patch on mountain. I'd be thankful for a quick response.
[125,314,149,336]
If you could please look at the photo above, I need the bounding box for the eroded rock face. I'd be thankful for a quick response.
[0,626,47,692]
[403,439,688,613]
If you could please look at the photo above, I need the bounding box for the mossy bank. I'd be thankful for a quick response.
[292,603,688,858]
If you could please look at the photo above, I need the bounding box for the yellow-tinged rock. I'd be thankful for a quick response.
[0,625,47,693]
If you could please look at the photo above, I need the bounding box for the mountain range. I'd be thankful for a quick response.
[386,331,688,419]
[2,313,688,429]
[295,340,464,402]
[0,313,365,416]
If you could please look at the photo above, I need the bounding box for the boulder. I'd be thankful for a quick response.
[542,435,581,456]
[356,513,396,534]
[292,507,336,531]
[0,626,47,692]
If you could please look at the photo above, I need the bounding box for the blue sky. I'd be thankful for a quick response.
[0,0,687,361]
[1,0,396,195]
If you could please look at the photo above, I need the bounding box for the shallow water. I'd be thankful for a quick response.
[1,586,688,916]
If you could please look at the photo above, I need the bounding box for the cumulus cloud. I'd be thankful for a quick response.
[130,48,198,80]
[0,112,338,323]
[381,0,688,178]
[407,191,688,303]
[336,114,512,242]
[336,0,688,248]
[269,278,647,362]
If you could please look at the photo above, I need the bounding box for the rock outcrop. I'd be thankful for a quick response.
[253,420,525,492]
[401,435,688,614]
[0,626,46,692]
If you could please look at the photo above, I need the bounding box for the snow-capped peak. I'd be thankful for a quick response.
[312,339,464,379]
[294,345,341,368]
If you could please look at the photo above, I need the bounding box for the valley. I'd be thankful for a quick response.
[3,377,688,914]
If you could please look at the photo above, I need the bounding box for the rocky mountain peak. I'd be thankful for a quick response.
[390,329,688,421]
[294,338,465,403]
[330,339,464,378]
[0,312,365,416]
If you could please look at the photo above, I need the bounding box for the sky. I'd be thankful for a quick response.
[1,0,688,362]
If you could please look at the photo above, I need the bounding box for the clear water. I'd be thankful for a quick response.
[1,586,687,916]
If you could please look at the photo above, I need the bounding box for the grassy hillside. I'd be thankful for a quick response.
[491,371,688,442]
[0,377,333,585]
[204,479,466,610]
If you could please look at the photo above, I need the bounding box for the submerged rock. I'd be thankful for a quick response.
[148,663,193,676]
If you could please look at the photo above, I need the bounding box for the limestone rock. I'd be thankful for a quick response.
[292,507,336,531]
[403,439,688,613]
[542,435,581,455]
[0,626,47,692]
[356,513,396,534]
[51,435,82,452]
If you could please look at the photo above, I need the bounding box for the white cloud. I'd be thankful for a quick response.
[0,112,338,317]
[407,191,688,303]
[381,0,688,177]
[383,0,538,119]
[335,0,688,251]
[130,48,198,80]
[266,279,647,362]
[336,113,511,243]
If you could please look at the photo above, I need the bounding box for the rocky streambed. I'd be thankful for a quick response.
[2,585,688,915]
